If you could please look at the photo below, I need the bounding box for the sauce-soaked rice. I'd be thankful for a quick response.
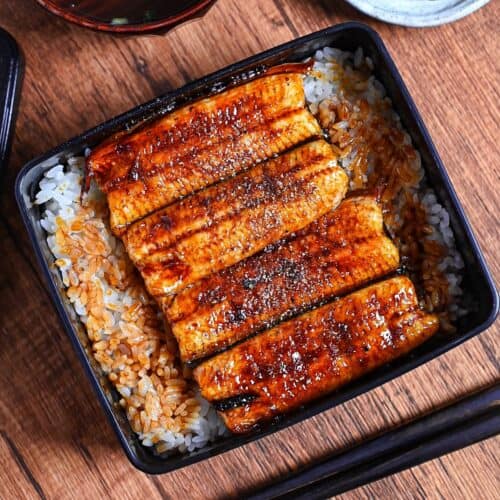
[39,168,224,453]
[307,50,463,331]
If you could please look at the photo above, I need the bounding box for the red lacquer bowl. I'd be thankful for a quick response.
[35,0,217,34]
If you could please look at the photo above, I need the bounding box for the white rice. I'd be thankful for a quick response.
[36,159,226,455]
[304,47,466,320]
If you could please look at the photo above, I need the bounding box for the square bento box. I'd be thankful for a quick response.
[16,23,498,473]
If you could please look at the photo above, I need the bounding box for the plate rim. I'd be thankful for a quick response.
[345,0,491,27]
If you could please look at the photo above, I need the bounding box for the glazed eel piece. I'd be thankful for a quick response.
[123,140,348,297]
[86,72,321,235]
[194,276,439,434]
[164,194,400,363]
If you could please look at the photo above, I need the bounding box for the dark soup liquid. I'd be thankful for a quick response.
[53,0,204,25]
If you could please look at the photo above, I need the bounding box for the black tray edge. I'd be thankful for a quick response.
[14,21,499,474]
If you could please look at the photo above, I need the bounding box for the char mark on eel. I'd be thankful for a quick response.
[86,73,322,235]
[194,276,439,434]
[164,194,400,363]
[123,139,348,298]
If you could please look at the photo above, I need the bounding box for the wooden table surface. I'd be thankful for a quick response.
[0,1,498,498]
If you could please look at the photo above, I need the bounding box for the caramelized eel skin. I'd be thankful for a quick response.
[165,195,400,363]
[86,73,321,234]
[194,276,439,434]
[123,140,348,297]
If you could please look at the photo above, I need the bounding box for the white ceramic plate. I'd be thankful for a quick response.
[345,0,490,27]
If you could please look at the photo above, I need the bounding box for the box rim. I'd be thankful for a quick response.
[14,21,499,474]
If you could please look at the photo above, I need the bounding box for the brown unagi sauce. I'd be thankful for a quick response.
[83,62,313,196]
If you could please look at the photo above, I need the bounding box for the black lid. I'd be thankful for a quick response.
[0,27,22,173]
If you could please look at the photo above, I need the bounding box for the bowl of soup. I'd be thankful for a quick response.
[36,0,217,33]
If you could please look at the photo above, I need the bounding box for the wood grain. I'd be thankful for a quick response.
[0,0,498,498]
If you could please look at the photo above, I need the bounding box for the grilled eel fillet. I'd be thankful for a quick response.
[194,276,439,434]
[164,195,400,363]
[123,140,348,297]
[86,73,322,235]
